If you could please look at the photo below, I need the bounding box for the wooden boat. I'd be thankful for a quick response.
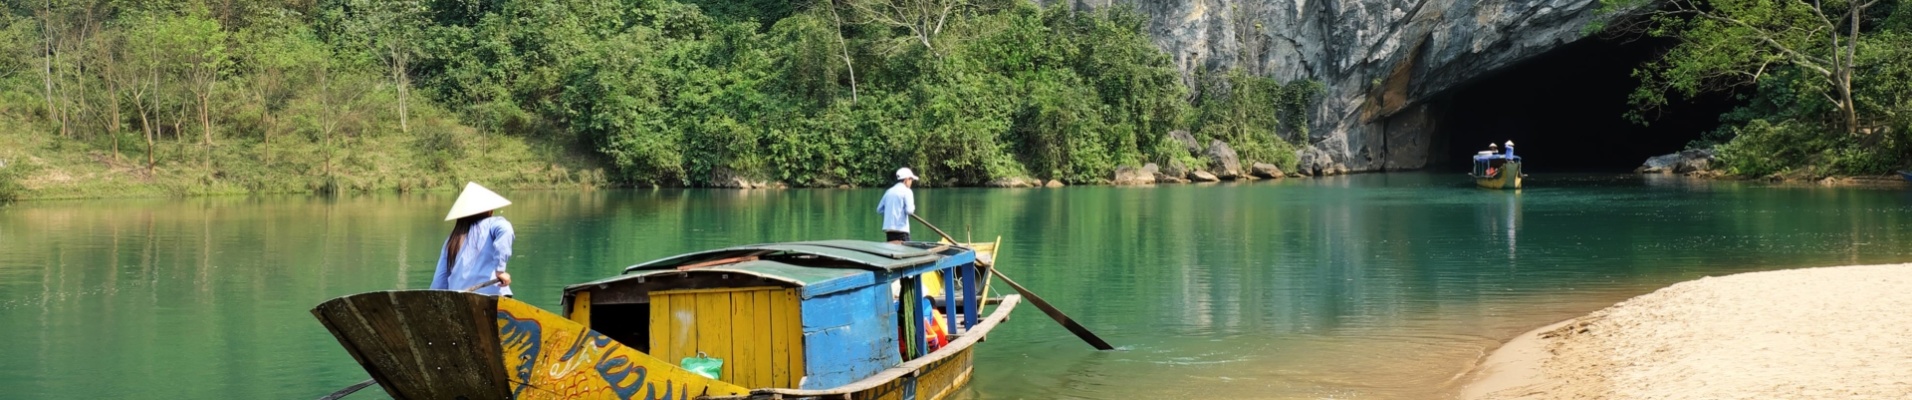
[312,240,1018,400]
[1470,143,1523,189]
[1897,171,1912,182]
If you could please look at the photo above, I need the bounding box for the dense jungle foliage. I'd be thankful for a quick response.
[0,0,1321,199]
[1603,0,1912,177]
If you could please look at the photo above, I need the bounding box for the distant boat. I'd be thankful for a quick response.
[1898,171,1912,182]
[1471,142,1523,189]
[312,239,1018,400]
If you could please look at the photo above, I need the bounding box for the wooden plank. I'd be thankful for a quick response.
[731,290,758,387]
[960,263,978,332]
[769,289,795,388]
[568,290,592,328]
[783,288,806,388]
[942,268,957,337]
[676,255,761,271]
[752,289,774,389]
[697,290,734,381]
[666,286,780,295]
[650,292,674,361]
[671,292,698,365]
[309,291,507,400]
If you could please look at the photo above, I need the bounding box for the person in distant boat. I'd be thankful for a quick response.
[878,168,919,243]
[432,182,516,297]
[1489,143,1499,153]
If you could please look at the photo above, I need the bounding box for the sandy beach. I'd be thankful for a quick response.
[1460,264,1912,399]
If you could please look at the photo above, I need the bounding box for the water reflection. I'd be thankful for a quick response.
[3,174,1912,399]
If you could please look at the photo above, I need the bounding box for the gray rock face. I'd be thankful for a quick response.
[1205,140,1244,179]
[1168,130,1203,154]
[1045,179,1066,187]
[711,168,770,189]
[1251,162,1285,179]
[1062,0,1616,172]
[1190,170,1221,182]
[1112,165,1158,185]
[1637,149,1715,174]
[987,176,1040,188]
[1164,159,1191,179]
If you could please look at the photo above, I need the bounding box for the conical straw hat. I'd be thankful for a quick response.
[445,182,512,221]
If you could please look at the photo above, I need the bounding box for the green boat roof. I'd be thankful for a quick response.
[563,240,973,298]
[621,240,942,273]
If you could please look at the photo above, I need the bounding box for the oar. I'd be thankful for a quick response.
[317,277,505,400]
[909,213,1116,350]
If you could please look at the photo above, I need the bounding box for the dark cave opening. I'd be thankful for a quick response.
[1427,36,1744,172]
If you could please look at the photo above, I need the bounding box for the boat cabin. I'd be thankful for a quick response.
[1472,145,1521,178]
[558,240,989,390]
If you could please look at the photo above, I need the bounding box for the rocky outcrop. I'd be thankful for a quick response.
[1637,149,1715,174]
[986,176,1041,188]
[1163,159,1191,180]
[1168,130,1203,154]
[1061,0,1618,173]
[1045,179,1065,188]
[711,168,773,189]
[1112,165,1158,185]
[1295,147,1333,176]
[1144,162,1187,183]
[1205,140,1244,179]
[1251,163,1285,179]
[1190,170,1221,182]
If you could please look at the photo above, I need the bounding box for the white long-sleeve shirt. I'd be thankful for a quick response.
[877,182,915,232]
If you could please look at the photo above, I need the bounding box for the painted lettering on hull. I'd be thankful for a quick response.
[497,298,749,399]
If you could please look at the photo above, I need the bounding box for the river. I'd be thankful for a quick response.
[4,173,1911,399]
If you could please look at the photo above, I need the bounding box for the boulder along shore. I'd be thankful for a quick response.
[1459,264,1912,399]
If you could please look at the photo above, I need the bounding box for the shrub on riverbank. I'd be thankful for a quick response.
[1606,0,1912,178]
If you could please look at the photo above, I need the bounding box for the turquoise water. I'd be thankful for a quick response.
[4,173,1911,399]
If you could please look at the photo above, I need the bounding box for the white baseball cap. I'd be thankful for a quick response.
[445,182,512,221]
[895,168,920,182]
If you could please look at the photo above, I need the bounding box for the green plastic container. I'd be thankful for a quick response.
[680,353,723,380]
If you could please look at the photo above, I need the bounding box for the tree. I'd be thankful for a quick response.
[340,0,425,134]
[153,14,227,146]
[844,0,979,56]
[1603,0,1886,135]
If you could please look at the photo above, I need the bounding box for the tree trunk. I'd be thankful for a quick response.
[41,2,61,137]
[140,108,154,172]
[830,1,858,103]
[393,48,409,134]
[199,90,214,145]
[107,75,123,161]
[1842,4,1860,135]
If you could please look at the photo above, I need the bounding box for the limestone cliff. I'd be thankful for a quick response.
[1054,0,1614,173]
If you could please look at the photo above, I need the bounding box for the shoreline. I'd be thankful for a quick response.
[9,169,1910,202]
[1457,264,1912,399]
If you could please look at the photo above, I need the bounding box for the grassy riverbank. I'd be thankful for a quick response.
[0,110,605,202]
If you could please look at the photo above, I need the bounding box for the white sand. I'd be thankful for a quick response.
[1461,264,1912,399]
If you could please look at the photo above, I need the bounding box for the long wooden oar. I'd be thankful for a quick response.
[318,278,505,399]
[910,213,1115,350]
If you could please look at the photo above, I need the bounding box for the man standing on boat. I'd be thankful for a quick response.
[878,168,919,243]
[432,182,516,296]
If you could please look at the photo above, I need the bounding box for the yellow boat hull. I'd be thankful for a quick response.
[1473,161,1522,189]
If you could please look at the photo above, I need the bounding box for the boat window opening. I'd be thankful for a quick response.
[592,303,652,353]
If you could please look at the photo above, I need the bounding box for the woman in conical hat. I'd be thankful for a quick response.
[431,182,516,296]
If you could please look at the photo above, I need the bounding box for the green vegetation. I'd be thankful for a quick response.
[1601,0,1912,177]
[0,0,1318,199]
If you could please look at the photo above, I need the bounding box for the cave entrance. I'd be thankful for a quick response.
[1427,36,1741,172]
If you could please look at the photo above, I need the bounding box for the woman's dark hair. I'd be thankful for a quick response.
[445,210,494,266]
